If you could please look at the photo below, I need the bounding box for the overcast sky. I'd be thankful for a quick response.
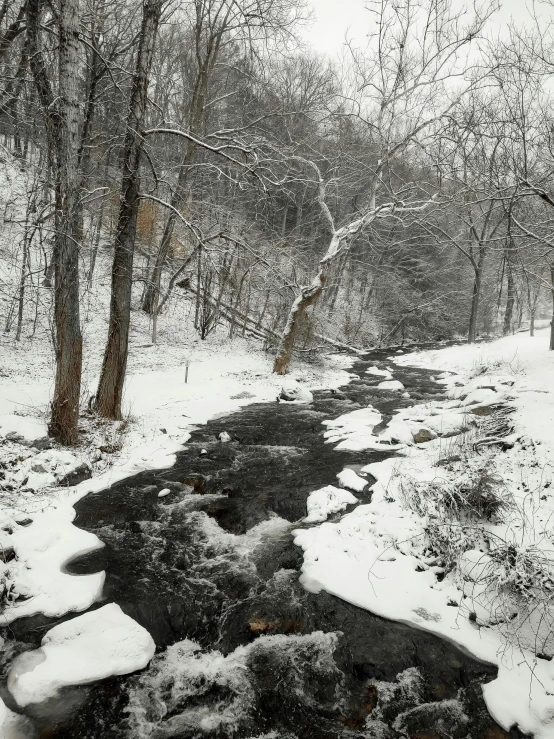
[305,0,550,55]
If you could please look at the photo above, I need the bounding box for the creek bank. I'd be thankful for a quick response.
[2,345,518,738]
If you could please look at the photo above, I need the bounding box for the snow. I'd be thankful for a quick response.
[323,406,392,451]
[424,412,472,437]
[8,603,156,707]
[279,379,314,403]
[459,387,500,407]
[3,507,105,622]
[0,697,34,738]
[0,414,49,447]
[304,485,358,523]
[336,467,368,492]
[8,449,88,491]
[377,379,405,390]
[294,328,554,739]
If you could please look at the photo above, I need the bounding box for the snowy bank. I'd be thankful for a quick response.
[295,328,554,738]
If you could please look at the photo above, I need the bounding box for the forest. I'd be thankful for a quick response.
[2,0,554,442]
[4,1,554,738]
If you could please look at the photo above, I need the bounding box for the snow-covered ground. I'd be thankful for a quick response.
[295,328,554,738]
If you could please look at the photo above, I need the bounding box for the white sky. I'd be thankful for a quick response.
[305,0,551,55]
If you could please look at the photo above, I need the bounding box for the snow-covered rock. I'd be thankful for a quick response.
[12,450,89,491]
[337,468,368,492]
[381,420,417,445]
[411,427,437,444]
[8,604,156,707]
[279,380,313,404]
[377,379,405,391]
[57,462,92,487]
[304,485,358,523]
[0,415,50,449]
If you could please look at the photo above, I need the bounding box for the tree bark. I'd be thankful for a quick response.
[503,255,515,336]
[550,265,554,352]
[273,266,327,374]
[27,0,83,444]
[468,270,481,344]
[95,0,163,419]
[468,247,486,344]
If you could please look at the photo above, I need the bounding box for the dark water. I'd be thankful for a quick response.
[2,346,526,739]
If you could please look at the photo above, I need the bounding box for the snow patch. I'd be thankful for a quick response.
[304,485,358,523]
[377,379,405,391]
[0,415,49,447]
[336,468,367,492]
[8,603,155,707]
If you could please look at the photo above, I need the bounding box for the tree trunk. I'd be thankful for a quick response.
[15,231,29,341]
[95,0,163,419]
[550,265,554,351]
[503,257,515,335]
[468,248,485,344]
[273,267,327,374]
[468,270,481,344]
[27,0,84,444]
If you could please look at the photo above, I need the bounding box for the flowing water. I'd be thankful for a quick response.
[2,346,525,739]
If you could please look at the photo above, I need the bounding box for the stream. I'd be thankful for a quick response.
[1,346,523,739]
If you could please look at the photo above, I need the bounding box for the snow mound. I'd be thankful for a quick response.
[279,380,313,404]
[0,415,49,448]
[337,468,368,492]
[305,485,358,523]
[11,449,90,491]
[323,406,386,451]
[8,603,156,707]
[460,388,500,407]
[4,508,105,622]
[424,413,473,438]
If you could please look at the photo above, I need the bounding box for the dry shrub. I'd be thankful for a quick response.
[399,462,510,523]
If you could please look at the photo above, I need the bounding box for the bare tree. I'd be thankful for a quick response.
[26,0,84,443]
[273,0,495,373]
[95,0,164,419]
